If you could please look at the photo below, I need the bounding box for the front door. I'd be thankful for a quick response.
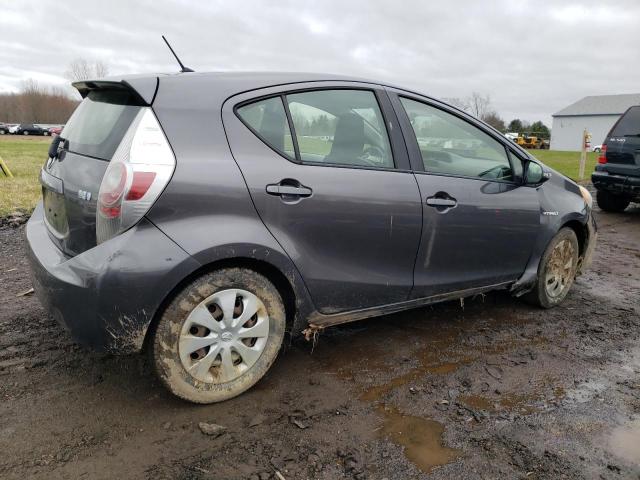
[223,84,423,313]
[390,92,541,298]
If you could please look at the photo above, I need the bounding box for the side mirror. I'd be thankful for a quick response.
[524,161,549,185]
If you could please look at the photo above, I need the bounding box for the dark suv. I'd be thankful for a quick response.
[592,105,640,211]
[26,73,596,403]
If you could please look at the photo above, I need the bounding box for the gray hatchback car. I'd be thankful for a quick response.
[26,72,596,403]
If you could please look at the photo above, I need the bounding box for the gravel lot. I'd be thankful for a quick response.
[1,205,639,479]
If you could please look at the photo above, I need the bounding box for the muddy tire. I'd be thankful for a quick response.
[596,190,630,213]
[151,268,286,404]
[524,228,579,308]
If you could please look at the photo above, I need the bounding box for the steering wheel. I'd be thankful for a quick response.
[478,165,510,179]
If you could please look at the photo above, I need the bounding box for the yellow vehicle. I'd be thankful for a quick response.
[514,133,549,150]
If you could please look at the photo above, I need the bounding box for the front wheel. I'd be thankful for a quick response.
[152,268,286,403]
[596,190,630,213]
[22,131,29,136]
[524,228,579,308]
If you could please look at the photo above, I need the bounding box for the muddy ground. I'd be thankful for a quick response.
[1,205,639,480]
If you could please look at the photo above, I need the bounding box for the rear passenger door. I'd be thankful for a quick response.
[389,91,541,298]
[223,83,422,314]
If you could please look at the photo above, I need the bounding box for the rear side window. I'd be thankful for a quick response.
[61,89,143,161]
[236,89,394,169]
[236,97,295,160]
[400,97,513,181]
[286,90,393,168]
[610,106,640,137]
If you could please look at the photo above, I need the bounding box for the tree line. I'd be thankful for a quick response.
[444,92,550,138]
[0,59,108,124]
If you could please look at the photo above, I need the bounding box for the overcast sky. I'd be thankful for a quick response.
[1,0,638,124]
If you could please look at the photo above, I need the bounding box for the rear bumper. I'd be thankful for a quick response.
[26,202,200,353]
[591,171,640,198]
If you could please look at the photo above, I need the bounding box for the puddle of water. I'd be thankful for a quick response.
[608,419,640,466]
[379,406,461,474]
[460,394,495,411]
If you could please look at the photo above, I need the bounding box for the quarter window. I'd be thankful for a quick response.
[286,90,394,168]
[400,97,513,181]
[236,97,295,160]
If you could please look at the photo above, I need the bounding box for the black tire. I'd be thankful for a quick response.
[22,131,29,136]
[593,147,601,153]
[596,190,630,213]
[152,268,286,403]
[524,228,579,309]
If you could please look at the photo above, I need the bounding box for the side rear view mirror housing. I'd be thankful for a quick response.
[524,161,550,186]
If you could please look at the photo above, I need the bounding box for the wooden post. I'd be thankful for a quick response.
[579,129,587,181]
[0,155,13,178]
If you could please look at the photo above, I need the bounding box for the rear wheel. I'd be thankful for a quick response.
[596,190,630,213]
[524,228,579,308]
[152,268,286,403]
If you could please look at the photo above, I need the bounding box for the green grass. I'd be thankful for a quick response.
[529,150,598,183]
[0,136,48,216]
[0,136,597,218]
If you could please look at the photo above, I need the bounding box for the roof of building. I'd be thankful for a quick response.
[553,93,640,117]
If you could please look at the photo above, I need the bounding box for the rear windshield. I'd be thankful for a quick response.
[61,89,143,160]
[610,106,640,137]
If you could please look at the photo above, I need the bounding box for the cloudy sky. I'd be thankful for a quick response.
[1,0,638,124]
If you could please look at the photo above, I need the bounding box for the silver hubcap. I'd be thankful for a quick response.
[545,239,575,298]
[179,288,269,383]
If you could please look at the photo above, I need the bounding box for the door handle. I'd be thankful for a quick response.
[266,182,312,198]
[426,197,457,207]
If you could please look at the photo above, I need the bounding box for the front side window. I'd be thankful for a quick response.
[236,97,295,160]
[286,90,394,168]
[400,97,513,181]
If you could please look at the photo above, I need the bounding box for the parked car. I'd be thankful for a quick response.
[591,144,603,153]
[8,124,20,134]
[49,126,63,135]
[0,122,9,135]
[592,105,640,212]
[16,123,49,136]
[26,73,597,403]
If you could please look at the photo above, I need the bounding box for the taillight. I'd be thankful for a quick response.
[598,145,607,164]
[98,162,127,218]
[96,108,175,244]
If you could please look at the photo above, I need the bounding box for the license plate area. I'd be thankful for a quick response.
[43,187,69,239]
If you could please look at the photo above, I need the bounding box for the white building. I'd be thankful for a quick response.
[551,93,640,151]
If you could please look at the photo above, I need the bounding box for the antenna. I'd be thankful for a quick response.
[162,35,194,73]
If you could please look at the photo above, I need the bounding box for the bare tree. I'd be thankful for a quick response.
[443,93,493,120]
[468,92,491,120]
[481,111,506,132]
[64,58,110,82]
[442,97,469,112]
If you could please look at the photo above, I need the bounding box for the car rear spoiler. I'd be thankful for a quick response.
[72,76,159,105]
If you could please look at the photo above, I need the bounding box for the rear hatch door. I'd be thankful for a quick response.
[604,106,640,176]
[42,85,147,256]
